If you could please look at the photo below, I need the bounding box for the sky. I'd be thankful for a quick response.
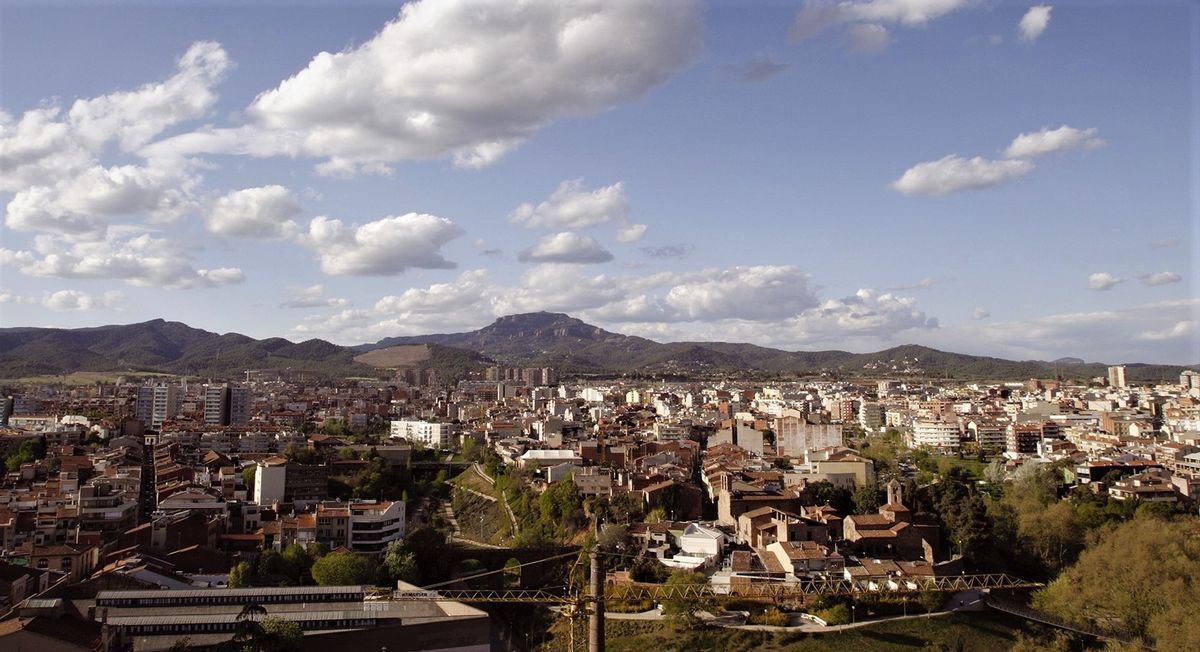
[0,0,1196,365]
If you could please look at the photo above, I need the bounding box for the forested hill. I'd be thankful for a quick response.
[357,312,1193,381]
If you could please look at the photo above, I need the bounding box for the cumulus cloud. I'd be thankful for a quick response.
[42,289,124,312]
[895,124,1104,196]
[207,185,302,239]
[0,41,230,193]
[5,161,198,238]
[1,231,243,289]
[723,56,789,83]
[1018,5,1052,42]
[146,0,702,173]
[510,179,629,230]
[289,263,941,348]
[0,41,231,247]
[1136,320,1195,341]
[891,155,1034,196]
[616,223,649,243]
[790,0,970,50]
[786,289,938,339]
[279,285,349,309]
[1088,272,1123,291]
[517,232,614,264]
[302,213,462,276]
[663,266,818,321]
[1003,125,1103,159]
[1139,271,1182,286]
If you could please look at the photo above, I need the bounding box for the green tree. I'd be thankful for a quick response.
[383,540,420,584]
[229,561,252,588]
[852,483,885,514]
[260,616,303,652]
[661,570,709,628]
[310,551,378,586]
[242,465,256,489]
[1034,514,1200,646]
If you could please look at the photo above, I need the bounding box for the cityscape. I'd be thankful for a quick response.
[0,1,1197,651]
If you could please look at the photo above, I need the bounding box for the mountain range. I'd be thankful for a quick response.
[0,312,1192,382]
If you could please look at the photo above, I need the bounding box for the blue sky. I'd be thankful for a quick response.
[0,0,1196,364]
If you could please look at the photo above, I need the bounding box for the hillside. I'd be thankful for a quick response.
[0,320,374,380]
[358,312,1195,381]
[2,314,1193,382]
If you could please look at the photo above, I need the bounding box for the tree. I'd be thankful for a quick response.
[310,551,378,586]
[852,483,885,514]
[242,465,257,489]
[1034,514,1200,646]
[260,616,303,652]
[232,603,266,649]
[383,540,420,584]
[229,561,252,588]
[661,570,709,628]
[807,481,854,515]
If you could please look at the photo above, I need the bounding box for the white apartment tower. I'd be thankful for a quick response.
[1107,365,1128,389]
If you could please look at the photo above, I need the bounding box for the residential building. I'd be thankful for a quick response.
[204,384,251,426]
[389,419,458,449]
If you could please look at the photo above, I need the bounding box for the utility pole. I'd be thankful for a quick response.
[589,546,605,652]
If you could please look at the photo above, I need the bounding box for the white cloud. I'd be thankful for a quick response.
[147,0,702,173]
[374,269,491,316]
[663,266,818,321]
[972,307,991,320]
[616,223,649,243]
[1139,271,1182,286]
[42,289,124,312]
[68,41,231,152]
[1,231,243,289]
[510,179,629,230]
[932,299,1200,363]
[207,185,302,239]
[785,289,937,339]
[288,264,942,350]
[891,155,1033,196]
[303,213,463,276]
[1088,272,1123,291]
[1018,5,1052,42]
[791,0,970,50]
[280,285,349,309]
[0,41,229,194]
[517,232,614,264]
[1136,320,1195,341]
[1003,125,1103,159]
[5,161,198,238]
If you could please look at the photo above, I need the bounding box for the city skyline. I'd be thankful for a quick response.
[1,0,1196,365]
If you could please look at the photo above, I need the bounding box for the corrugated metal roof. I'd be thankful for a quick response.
[106,611,379,626]
[97,585,366,600]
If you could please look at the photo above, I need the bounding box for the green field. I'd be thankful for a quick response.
[540,612,1054,651]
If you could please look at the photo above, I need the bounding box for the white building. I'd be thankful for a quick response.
[253,457,287,506]
[390,420,458,449]
[348,500,406,554]
[912,419,961,452]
